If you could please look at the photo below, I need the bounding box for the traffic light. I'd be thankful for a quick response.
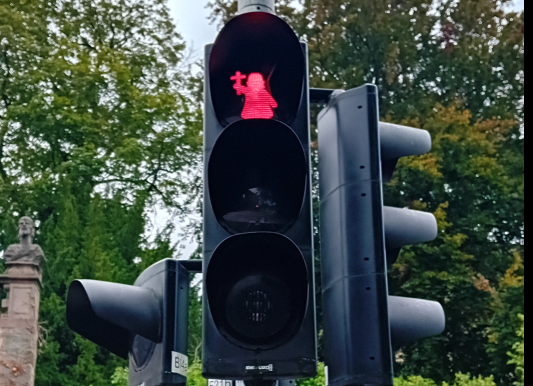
[203,10,317,381]
[67,259,194,386]
[317,85,445,386]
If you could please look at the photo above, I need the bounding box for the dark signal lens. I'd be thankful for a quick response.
[222,186,286,232]
[206,233,309,350]
[226,275,291,340]
[208,119,307,234]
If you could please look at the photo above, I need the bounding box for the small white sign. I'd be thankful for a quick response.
[209,380,235,386]
[171,352,188,377]
[244,364,274,372]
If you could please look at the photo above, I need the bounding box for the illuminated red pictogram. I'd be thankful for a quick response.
[231,72,278,119]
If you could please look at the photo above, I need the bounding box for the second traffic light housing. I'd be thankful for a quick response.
[318,85,445,386]
[67,259,191,386]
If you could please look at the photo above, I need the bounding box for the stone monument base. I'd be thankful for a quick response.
[0,265,42,386]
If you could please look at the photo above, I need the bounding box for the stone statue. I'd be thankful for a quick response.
[3,217,45,270]
[0,216,45,385]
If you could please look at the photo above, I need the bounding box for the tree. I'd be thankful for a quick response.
[297,364,497,386]
[486,255,525,384]
[386,106,524,384]
[206,1,524,384]
[0,0,202,384]
[111,367,129,386]
[507,315,525,386]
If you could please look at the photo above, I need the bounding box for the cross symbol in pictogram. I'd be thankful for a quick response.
[231,71,247,95]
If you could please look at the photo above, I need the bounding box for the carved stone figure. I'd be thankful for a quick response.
[3,217,45,270]
[0,216,45,385]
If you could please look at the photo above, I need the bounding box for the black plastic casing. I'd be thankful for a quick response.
[318,85,394,386]
[317,85,447,386]
[202,41,317,380]
[129,259,191,386]
[67,259,191,386]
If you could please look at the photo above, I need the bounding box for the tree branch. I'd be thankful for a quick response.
[0,46,12,182]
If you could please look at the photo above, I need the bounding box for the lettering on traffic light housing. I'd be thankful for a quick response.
[209,12,304,126]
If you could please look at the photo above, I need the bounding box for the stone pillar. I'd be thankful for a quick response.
[0,265,42,386]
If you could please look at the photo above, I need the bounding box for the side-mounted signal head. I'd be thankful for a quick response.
[380,122,432,182]
[209,12,305,126]
[66,280,161,359]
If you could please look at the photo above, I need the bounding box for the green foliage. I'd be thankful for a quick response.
[395,376,438,386]
[0,0,523,385]
[111,367,128,386]
[188,359,208,386]
[188,279,203,360]
[297,365,495,386]
[507,315,525,386]
[107,361,206,386]
[298,362,326,386]
[0,0,202,384]
[443,374,497,386]
[206,1,525,385]
[388,107,524,384]
[486,254,525,383]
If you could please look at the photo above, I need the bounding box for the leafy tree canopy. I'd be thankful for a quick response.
[206,1,524,385]
[1,0,202,384]
[0,0,524,385]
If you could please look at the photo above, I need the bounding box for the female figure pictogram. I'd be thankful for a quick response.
[231,72,278,119]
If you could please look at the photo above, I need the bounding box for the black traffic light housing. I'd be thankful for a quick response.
[203,11,317,381]
[67,259,191,386]
[317,85,445,386]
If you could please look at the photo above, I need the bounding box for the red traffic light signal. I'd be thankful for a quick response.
[209,12,304,126]
[230,72,278,119]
